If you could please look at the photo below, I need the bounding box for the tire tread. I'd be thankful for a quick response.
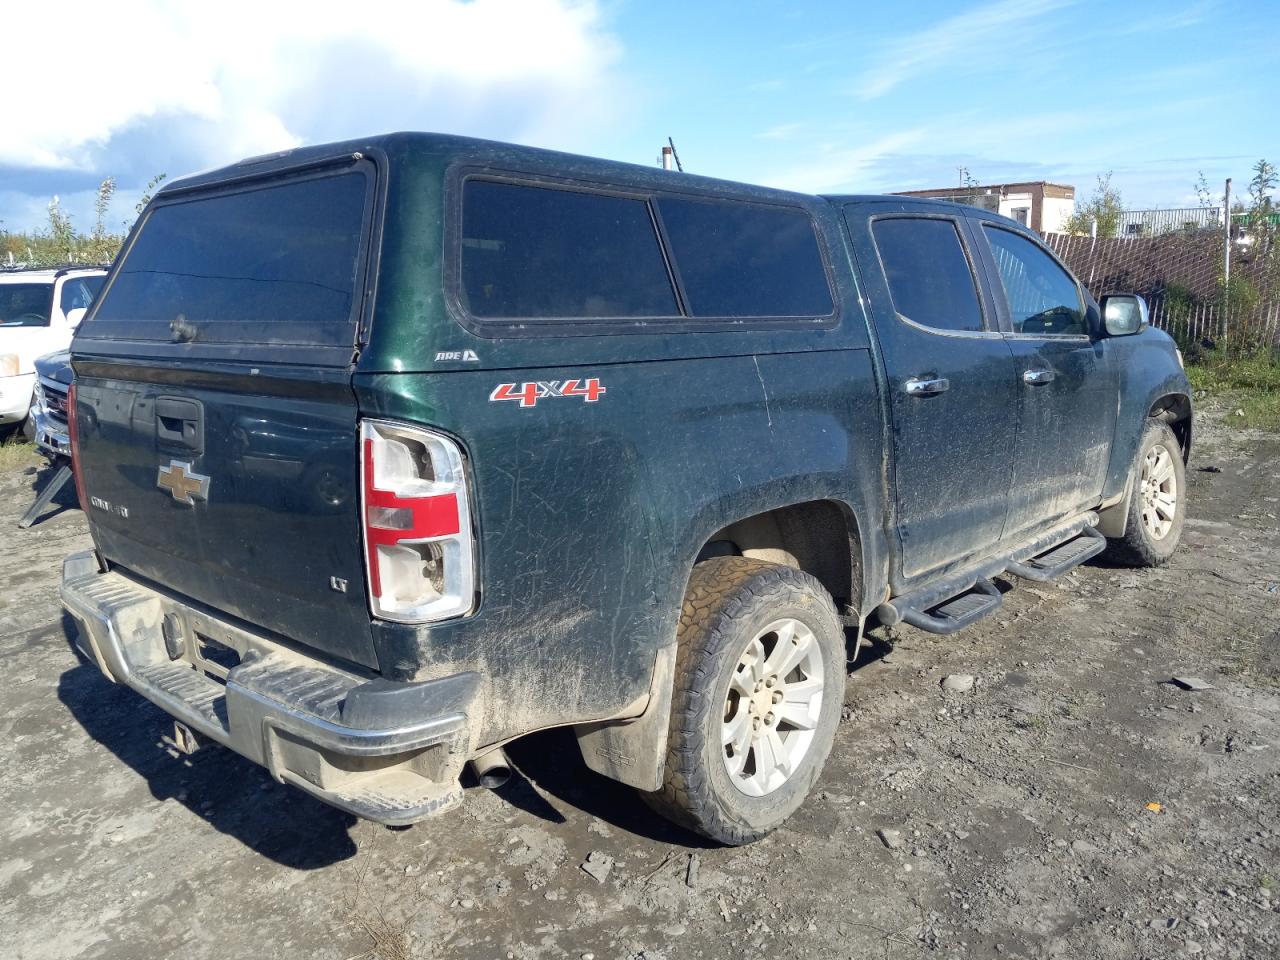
[643,556,842,845]
[1103,419,1186,568]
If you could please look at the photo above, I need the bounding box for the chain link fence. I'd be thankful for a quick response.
[1044,230,1280,352]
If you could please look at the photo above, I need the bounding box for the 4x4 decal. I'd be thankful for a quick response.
[489,379,606,408]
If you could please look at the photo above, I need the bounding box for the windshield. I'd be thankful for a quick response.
[0,283,54,327]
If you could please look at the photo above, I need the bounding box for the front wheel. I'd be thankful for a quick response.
[1104,418,1186,566]
[643,557,846,845]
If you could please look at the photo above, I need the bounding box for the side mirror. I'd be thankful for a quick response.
[1099,294,1147,337]
[65,307,87,328]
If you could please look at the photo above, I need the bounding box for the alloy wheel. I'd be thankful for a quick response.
[1139,442,1178,540]
[721,618,825,797]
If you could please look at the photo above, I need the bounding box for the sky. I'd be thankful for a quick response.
[2,0,1276,234]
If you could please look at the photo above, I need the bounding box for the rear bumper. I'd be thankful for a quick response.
[60,551,481,825]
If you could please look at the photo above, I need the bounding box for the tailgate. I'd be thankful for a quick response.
[71,159,380,669]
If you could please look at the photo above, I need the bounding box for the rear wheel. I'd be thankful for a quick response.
[1104,419,1186,566]
[643,556,846,845]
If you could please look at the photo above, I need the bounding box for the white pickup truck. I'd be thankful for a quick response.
[0,266,106,439]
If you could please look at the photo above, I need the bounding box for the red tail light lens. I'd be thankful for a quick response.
[360,420,475,623]
[67,382,90,514]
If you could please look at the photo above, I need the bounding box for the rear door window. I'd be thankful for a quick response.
[85,170,370,348]
[460,179,678,320]
[982,226,1085,336]
[871,217,985,333]
[655,196,833,318]
[60,276,104,315]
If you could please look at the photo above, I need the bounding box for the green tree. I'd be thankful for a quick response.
[135,173,167,217]
[1194,170,1214,209]
[1244,159,1277,259]
[1062,172,1124,238]
[1248,158,1277,217]
[1,173,164,268]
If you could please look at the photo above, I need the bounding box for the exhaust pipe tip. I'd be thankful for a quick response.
[471,747,512,789]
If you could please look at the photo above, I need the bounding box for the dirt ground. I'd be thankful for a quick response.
[1,404,1277,960]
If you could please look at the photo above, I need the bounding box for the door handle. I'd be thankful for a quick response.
[904,376,951,397]
[1022,368,1055,386]
[155,396,205,454]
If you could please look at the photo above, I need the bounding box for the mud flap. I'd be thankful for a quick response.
[1097,476,1134,538]
[574,644,676,792]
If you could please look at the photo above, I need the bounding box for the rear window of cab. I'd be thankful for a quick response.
[456,177,835,331]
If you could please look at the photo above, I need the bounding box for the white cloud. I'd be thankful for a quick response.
[2,0,622,172]
[762,129,929,194]
[851,0,1072,101]
[756,123,803,141]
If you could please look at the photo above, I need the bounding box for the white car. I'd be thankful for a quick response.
[0,266,107,438]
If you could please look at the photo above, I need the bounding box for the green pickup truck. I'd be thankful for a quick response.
[61,133,1191,844]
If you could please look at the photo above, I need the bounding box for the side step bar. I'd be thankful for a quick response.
[876,513,1102,636]
[1005,526,1106,582]
[899,578,1002,635]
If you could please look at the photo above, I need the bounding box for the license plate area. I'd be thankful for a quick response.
[157,604,253,684]
[192,633,242,682]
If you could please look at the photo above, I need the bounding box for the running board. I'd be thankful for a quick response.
[875,512,1100,637]
[1005,526,1106,582]
[897,579,1002,635]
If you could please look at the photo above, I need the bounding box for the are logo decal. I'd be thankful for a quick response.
[489,379,606,408]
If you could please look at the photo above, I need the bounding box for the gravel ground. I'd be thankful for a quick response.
[1,403,1277,960]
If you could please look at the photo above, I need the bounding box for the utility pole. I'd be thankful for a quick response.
[1222,177,1232,340]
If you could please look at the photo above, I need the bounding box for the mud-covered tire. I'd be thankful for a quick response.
[642,556,846,845]
[1104,418,1186,567]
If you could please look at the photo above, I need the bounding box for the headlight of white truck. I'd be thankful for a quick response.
[0,354,19,377]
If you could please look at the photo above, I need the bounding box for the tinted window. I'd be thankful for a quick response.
[60,276,104,316]
[89,172,368,346]
[656,197,833,317]
[983,226,1085,336]
[460,180,677,320]
[0,283,53,327]
[871,218,984,332]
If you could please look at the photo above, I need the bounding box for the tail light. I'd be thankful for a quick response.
[360,420,475,623]
[67,382,90,513]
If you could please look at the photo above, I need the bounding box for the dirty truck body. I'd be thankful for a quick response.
[62,133,1191,843]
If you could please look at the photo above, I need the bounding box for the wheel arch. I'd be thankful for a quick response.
[1098,403,1190,537]
[694,498,866,617]
[1148,391,1192,462]
[575,496,868,793]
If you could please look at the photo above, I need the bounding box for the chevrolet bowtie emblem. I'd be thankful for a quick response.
[157,460,210,505]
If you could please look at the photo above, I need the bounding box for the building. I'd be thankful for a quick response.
[1118,207,1221,237]
[892,181,1076,234]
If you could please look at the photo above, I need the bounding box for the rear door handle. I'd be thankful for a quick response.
[1022,368,1056,386]
[903,376,951,397]
[155,396,205,454]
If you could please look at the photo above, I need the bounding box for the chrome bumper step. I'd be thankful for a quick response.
[61,552,481,825]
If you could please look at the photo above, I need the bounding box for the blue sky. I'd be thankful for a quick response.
[3,0,1275,234]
